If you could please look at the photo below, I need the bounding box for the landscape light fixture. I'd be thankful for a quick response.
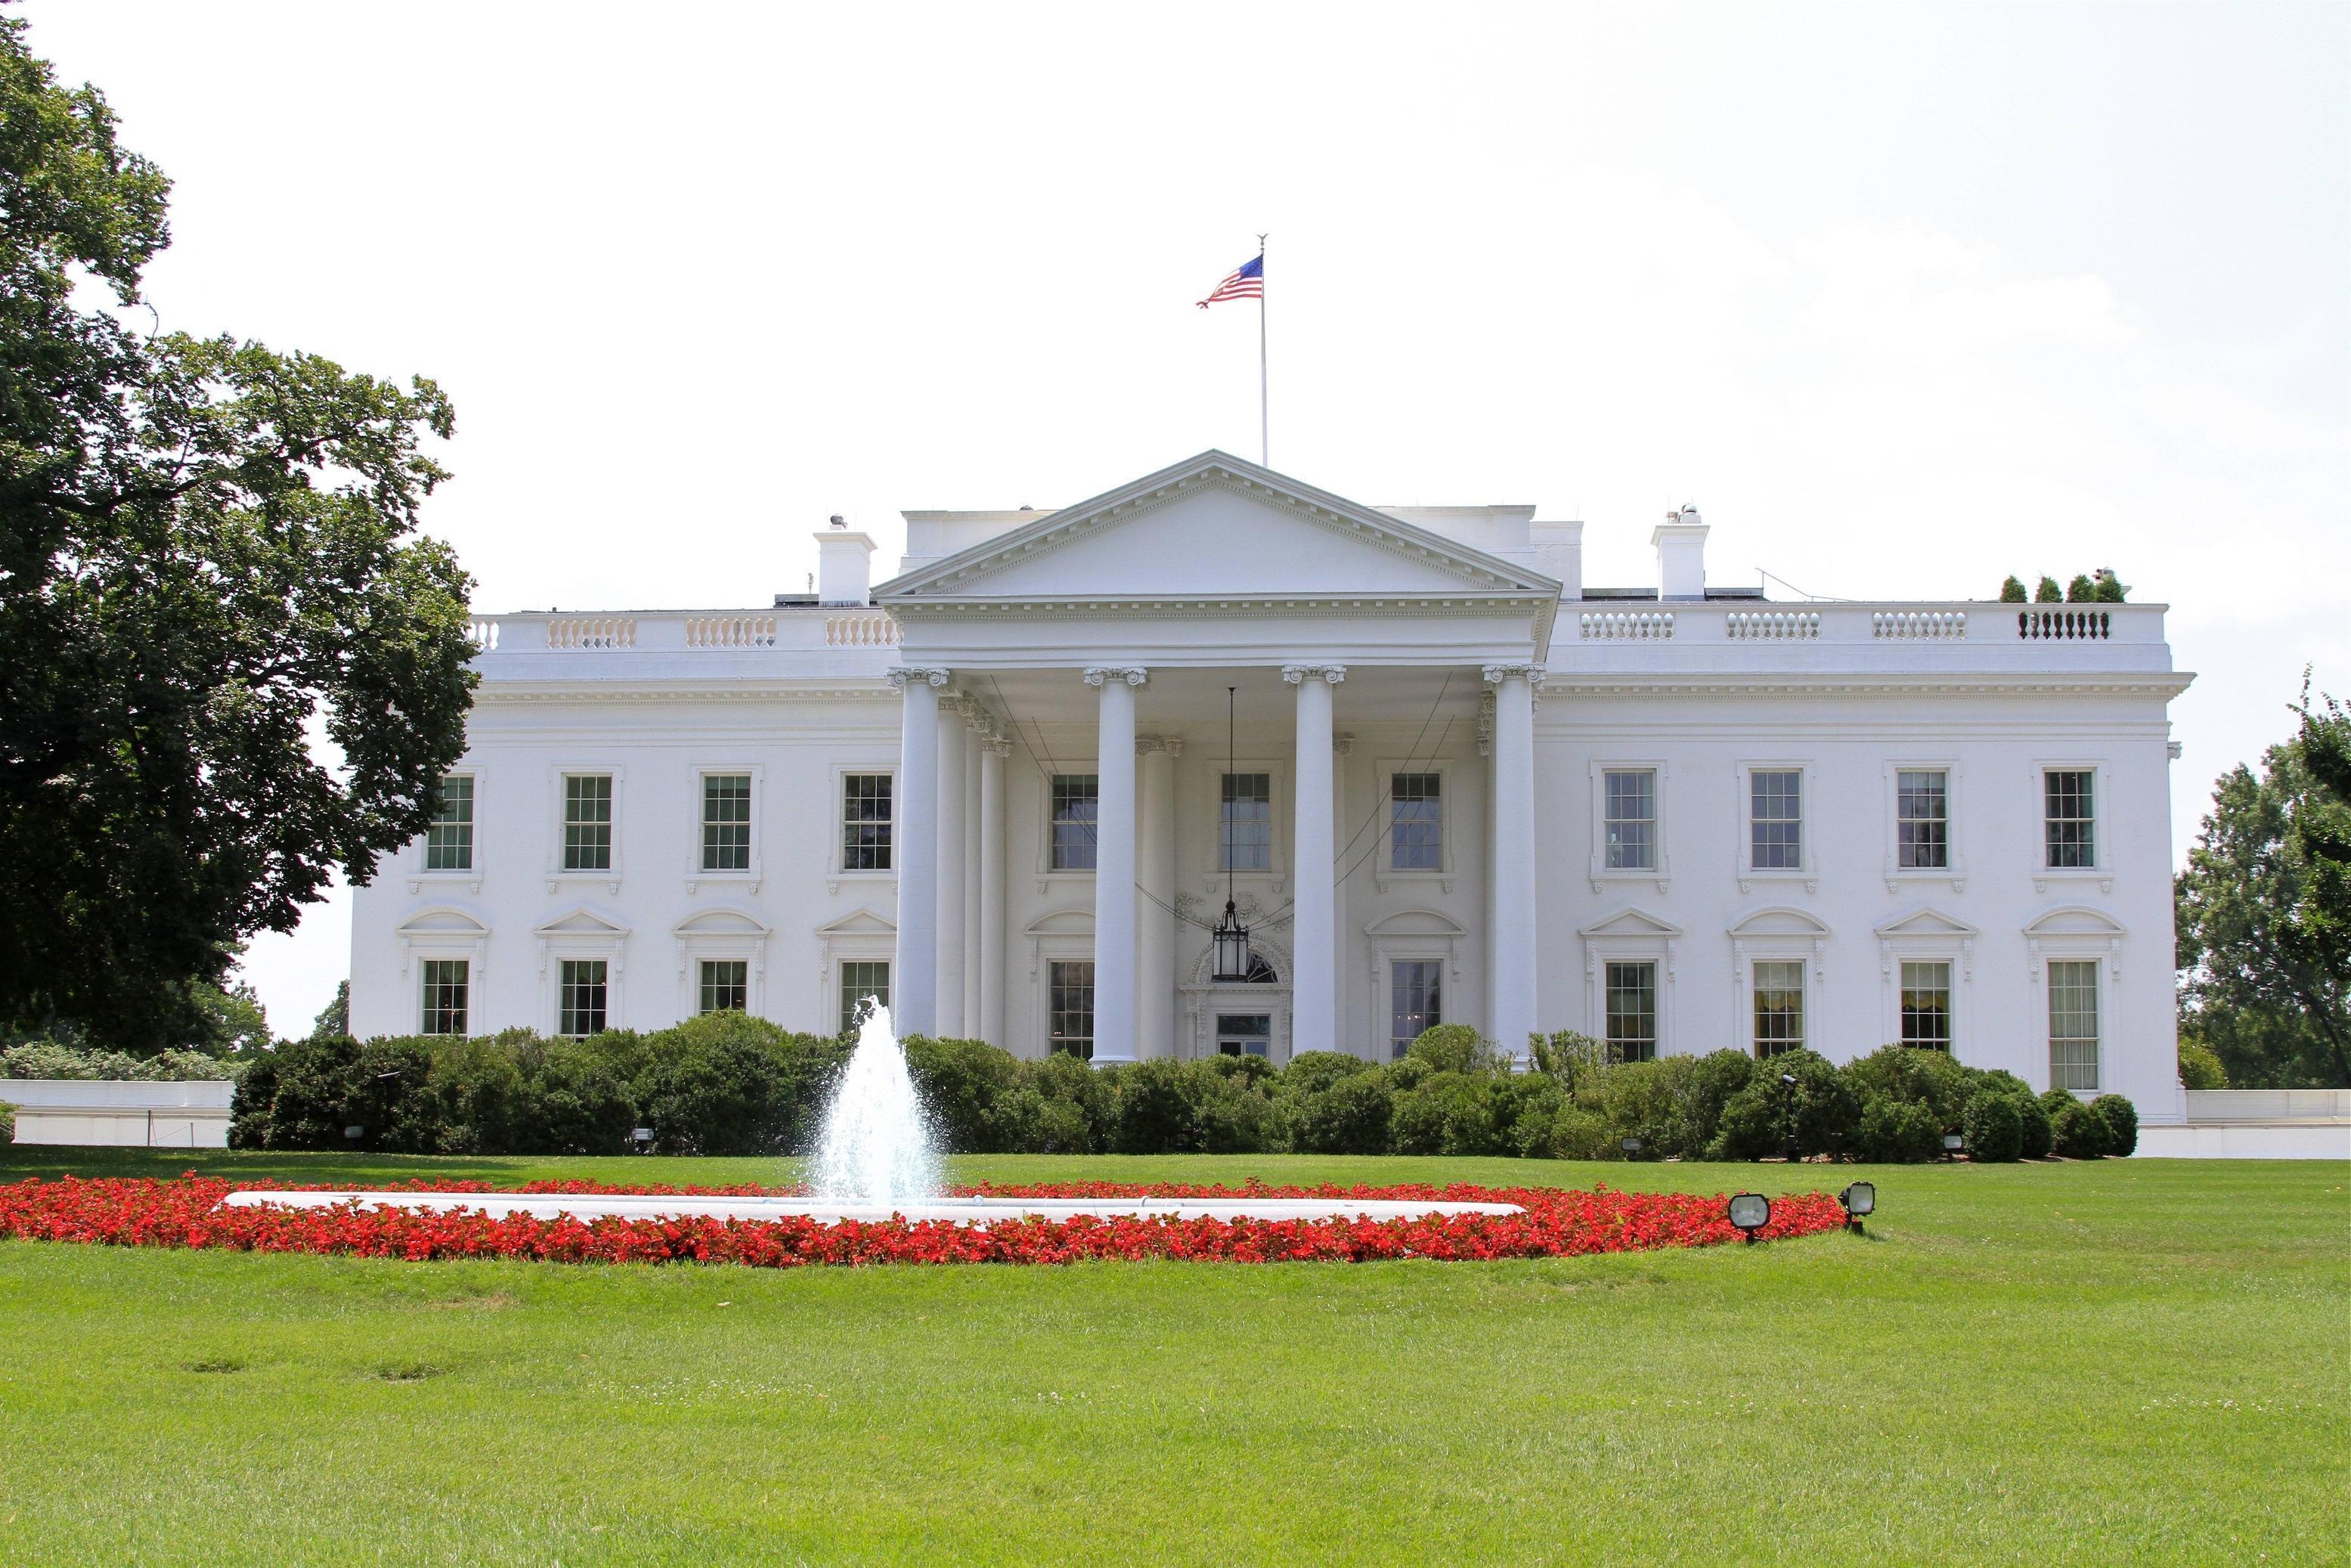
[630,1127,654,1153]
[1839,1181,1876,1235]
[1943,1133,1965,1159]
[1210,686,1254,983]
[1726,1191,1772,1243]
[1621,1137,1643,1158]
[342,1125,364,1142]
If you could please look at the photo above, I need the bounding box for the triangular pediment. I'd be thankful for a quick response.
[1876,906,1979,940]
[878,451,1560,603]
[816,907,895,938]
[1578,906,1684,940]
[534,907,630,938]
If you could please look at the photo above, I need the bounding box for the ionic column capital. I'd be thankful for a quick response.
[1281,663,1346,685]
[1481,662,1544,685]
[981,737,1014,758]
[1137,735,1185,757]
[1083,665,1149,688]
[886,665,951,690]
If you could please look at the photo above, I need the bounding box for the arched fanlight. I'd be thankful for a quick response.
[1212,684,1255,984]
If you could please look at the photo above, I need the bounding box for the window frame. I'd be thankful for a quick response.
[1873,908,1977,1059]
[698,958,750,1016]
[1605,959,1659,1063]
[407,769,482,894]
[2045,959,2102,1092]
[1387,957,1445,1060]
[833,767,896,882]
[1882,761,1965,893]
[419,957,471,1037]
[1048,959,1097,1060]
[1043,767,1102,877]
[681,763,762,893]
[557,957,610,1039]
[838,959,891,1034]
[2037,763,2103,878]
[1749,959,1806,1059]
[546,764,625,894]
[1736,761,1817,892]
[2026,906,2123,1094]
[1585,760,1671,892]
[1899,959,1954,1051]
[1219,769,1277,876]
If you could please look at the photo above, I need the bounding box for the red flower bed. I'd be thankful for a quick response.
[0,1176,1846,1269]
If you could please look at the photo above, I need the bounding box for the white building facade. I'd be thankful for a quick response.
[350,451,2194,1118]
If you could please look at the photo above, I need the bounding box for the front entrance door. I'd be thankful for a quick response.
[1216,1013,1272,1058]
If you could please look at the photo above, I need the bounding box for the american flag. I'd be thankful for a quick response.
[1197,253,1263,308]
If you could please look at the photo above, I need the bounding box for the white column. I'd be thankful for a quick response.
[887,667,947,1037]
[934,698,968,1037]
[1284,664,1344,1056]
[978,737,1009,1049]
[1138,736,1180,1058]
[1085,666,1145,1064]
[963,721,983,1033]
[1485,664,1541,1062]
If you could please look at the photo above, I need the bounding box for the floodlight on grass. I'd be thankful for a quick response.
[1622,1137,1643,1158]
[1726,1191,1772,1243]
[1839,1181,1876,1235]
[1943,1133,1965,1159]
[630,1126,654,1153]
[343,1125,364,1142]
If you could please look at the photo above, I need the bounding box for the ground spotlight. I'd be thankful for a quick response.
[630,1126,654,1154]
[1943,1133,1965,1160]
[343,1124,364,1142]
[1726,1191,1772,1243]
[1839,1181,1876,1235]
[1622,1137,1643,1159]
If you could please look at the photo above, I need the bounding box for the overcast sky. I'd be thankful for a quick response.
[20,2,2346,1037]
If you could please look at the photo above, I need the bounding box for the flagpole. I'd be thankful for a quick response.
[1257,233,1268,468]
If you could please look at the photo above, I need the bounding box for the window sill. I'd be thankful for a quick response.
[686,870,761,896]
[544,872,622,896]
[825,869,896,894]
[1587,867,1670,894]
[406,870,483,895]
[1882,866,1967,894]
[1374,868,1456,895]
[1736,869,1818,896]
[2032,868,2113,895]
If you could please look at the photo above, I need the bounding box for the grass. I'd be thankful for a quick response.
[0,1148,2343,1566]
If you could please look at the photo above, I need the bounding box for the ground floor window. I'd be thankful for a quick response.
[2048,960,2100,1091]
[558,959,608,1037]
[420,959,469,1037]
[1900,961,1953,1049]
[1216,1013,1272,1058]
[1049,960,1095,1059]
[1606,961,1657,1062]
[698,959,748,1015]
[1752,961,1804,1058]
[840,960,890,1033]
[1389,960,1442,1058]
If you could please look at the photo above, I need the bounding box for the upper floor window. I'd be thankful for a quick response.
[1752,961,1804,1057]
[425,776,473,871]
[420,959,468,1037]
[1897,770,1948,869]
[2044,770,2095,869]
[1901,961,1953,1049]
[562,774,612,871]
[1603,769,1656,871]
[1051,774,1098,871]
[842,773,892,871]
[1390,773,1442,870]
[1221,773,1272,872]
[1749,770,1803,870]
[2048,959,2100,1090]
[701,774,751,872]
[1605,961,1656,1063]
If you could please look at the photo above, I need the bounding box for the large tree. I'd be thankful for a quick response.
[2175,688,2351,1089]
[0,11,474,1049]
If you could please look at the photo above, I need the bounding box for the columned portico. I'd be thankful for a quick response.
[1085,667,1147,1063]
[887,665,949,1037]
[1284,664,1345,1056]
[1485,663,1540,1061]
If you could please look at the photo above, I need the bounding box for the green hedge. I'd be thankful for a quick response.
[226,1024,2141,1164]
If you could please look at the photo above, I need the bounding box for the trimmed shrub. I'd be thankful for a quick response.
[1110,1058,1277,1154]
[1854,1095,1944,1163]
[1710,1049,1859,1161]
[634,1014,847,1156]
[903,1035,1024,1153]
[1015,1052,1116,1153]
[1841,1044,1978,1133]
[1538,1103,1614,1161]
[1284,1068,1393,1155]
[1405,1024,1503,1076]
[1961,1090,2024,1162]
[509,1033,640,1155]
[1389,1071,1514,1157]
[2089,1094,2139,1157]
[2046,1093,2114,1159]
[0,1101,12,1142]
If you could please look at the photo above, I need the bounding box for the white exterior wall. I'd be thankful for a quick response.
[349,452,2190,1120]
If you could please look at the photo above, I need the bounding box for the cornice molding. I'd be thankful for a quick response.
[476,683,892,705]
[1541,672,2195,699]
[885,591,1555,621]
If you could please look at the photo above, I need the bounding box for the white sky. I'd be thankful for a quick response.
[20,2,2346,1039]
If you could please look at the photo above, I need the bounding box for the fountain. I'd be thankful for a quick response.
[220,1005,1522,1227]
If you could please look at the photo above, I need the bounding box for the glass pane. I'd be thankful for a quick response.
[2044,770,2095,869]
[1896,770,1948,869]
[420,959,468,1036]
[426,775,473,871]
[1390,773,1443,871]
[698,959,748,1015]
[840,961,890,1033]
[558,959,608,1037]
[842,773,893,871]
[1052,775,1099,871]
[562,775,612,871]
[1752,960,1804,1057]
[1049,960,1095,1058]
[702,774,751,872]
[1750,771,1803,869]
[1604,962,1656,1062]
[1900,959,1953,1049]
[1221,773,1272,872]
[1389,960,1442,1058]
[2048,960,2100,1090]
[1603,770,1656,871]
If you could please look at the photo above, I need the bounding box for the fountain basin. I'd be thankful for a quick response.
[216,1190,1524,1226]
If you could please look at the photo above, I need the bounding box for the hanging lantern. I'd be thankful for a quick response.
[1213,899,1253,983]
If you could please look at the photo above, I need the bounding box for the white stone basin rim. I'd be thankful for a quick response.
[216,1191,1525,1226]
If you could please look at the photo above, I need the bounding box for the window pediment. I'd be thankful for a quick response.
[814,908,894,939]
[397,907,488,937]
[534,907,630,939]
[1875,906,1979,941]
[1727,906,1831,940]
[1578,906,1684,941]
[2024,906,2126,938]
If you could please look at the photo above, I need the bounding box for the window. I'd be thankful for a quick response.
[425,776,473,871]
[2045,770,2095,869]
[1752,961,1804,1058]
[1603,770,1656,871]
[1391,773,1442,871]
[1900,961,1953,1049]
[840,960,890,1033]
[1050,775,1098,871]
[1221,773,1272,872]
[1389,960,1442,1058]
[1049,960,1095,1058]
[699,774,751,872]
[1216,1014,1272,1058]
[2048,960,2100,1090]
[558,959,607,1037]
[698,959,748,1015]
[420,959,469,1036]
[1749,770,1803,869]
[1605,962,1656,1062]
[842,773,892,871]
[562,774,612,871]
[1897,770,1948,870]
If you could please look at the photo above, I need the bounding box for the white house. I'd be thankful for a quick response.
[349,451,2193,1119]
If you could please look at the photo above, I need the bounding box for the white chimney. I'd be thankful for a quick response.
[1529,519,1583,600]
[1653,505,1708,601]
[815,516,877,606]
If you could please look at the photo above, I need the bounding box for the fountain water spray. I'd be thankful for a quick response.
[811,1000,940,1207]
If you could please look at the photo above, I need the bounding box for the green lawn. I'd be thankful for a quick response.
[0,1149,2342,1566]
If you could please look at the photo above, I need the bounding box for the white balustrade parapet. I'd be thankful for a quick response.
[465,608,902,666]
[1579,609,1675,640]
[1727,610,1820,640]
[1572,601,2164,648]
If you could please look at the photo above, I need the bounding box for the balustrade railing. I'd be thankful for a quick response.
[1580,610,1674,641]
[1726,610,1819,640]
[1873,610,1967,640]
[825,612,900,646]
[2016,608,2110,640]
[546,616,636,650]
[686,615,776,647]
